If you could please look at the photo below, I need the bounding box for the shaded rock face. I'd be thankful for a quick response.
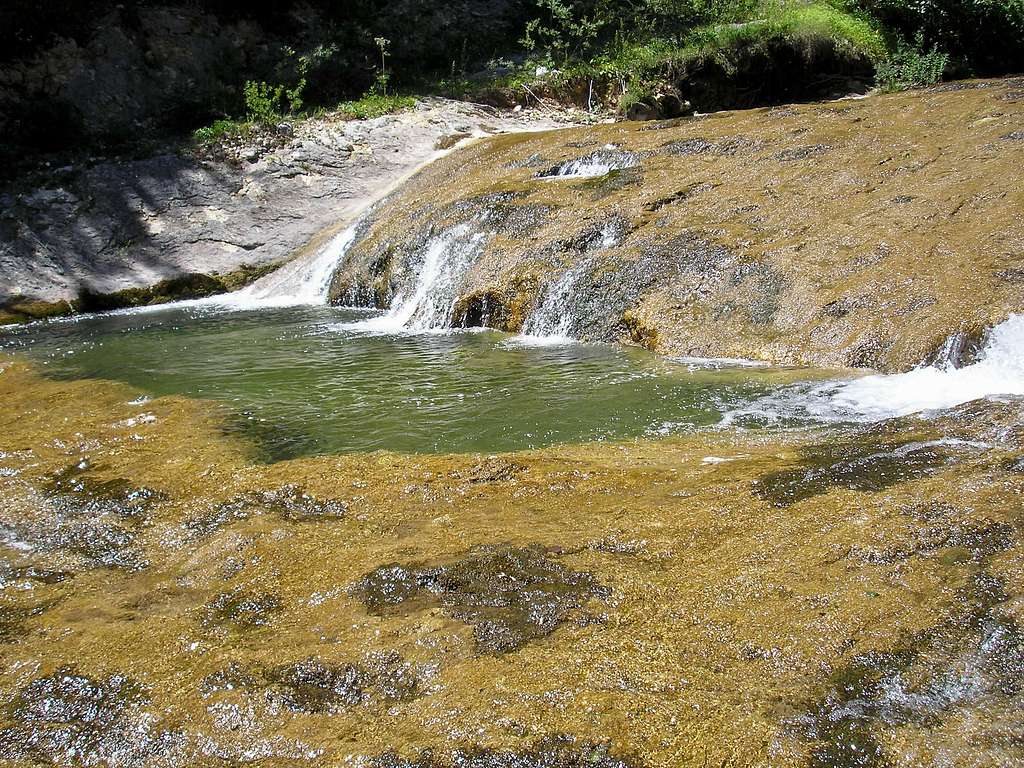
[333,79,1024,371]
[0,101,572,309]
[355,545,608,654]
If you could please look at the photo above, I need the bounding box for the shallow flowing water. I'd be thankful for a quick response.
[0,306,826,460]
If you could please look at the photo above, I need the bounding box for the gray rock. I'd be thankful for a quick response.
[0,100,575,304]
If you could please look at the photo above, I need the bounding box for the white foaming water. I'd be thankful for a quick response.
[831,315,1024,418]
[519,258,593,341]
[511,221,623,345]
[538,149,639,180]
[725,314,1024,425]
[216,225,360,310]
[101,224,361,318]
[343,223,488,334]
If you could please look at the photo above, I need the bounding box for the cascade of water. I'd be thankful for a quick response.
[828,314,1024,418]
[346,222,488,334]
[520,258,593,340]
[724,314,1024,425]
[216,226,360,310]
[537,149,639,180]
[516,219,623,343]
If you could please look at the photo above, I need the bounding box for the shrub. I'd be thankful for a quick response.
[192,119,253,145]
[855,0,1024,75]
[875,33,949,90]
[338,94,416,120]
[243,81,284,124]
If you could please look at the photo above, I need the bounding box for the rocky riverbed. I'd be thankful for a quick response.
[0,352,1022,766]
[2,78,1023,768]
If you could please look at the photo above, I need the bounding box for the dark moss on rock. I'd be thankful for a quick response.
[201,587,282,632]
[0,666,177,767]
[354,545,608,654]
[752,434,959,507]
[792,569,1024,767]
[775,144,831,162]
[370,735,638,768]
[202,651,421,714]
[184,485,347,539]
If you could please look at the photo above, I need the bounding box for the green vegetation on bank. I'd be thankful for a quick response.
[2,0,1022,171]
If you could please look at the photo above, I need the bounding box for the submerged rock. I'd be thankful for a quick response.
[370,736,638,768]
[790,570,1024,767]
[354,545,608,654]
[202,651,423,715]
[752,435,958,507]
[184,485,347,539]
[201,587,283,633]
[0,460,167,571]
[0,667,178,767]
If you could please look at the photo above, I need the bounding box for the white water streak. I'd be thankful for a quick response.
[216,226,359,309]
[830,315,1024,418]
[725,314,1024,425]
[343,223,488,334]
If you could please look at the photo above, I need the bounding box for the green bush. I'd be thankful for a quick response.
[243,81,285,123]
[875,33,949,90]
[855,0,1024,75]
[338,94,417,120]
[192,119,253,145]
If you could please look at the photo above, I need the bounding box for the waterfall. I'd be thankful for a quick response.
[536,148,640,180]
[516,220,623,343]
[724,314,1024,425]
[520,259,593,341]
[215,226,360,310]
[827,314,1024,418]
[345,222,489,334]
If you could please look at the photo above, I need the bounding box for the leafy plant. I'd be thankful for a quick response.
[521,0,604,62]
[875,33,948,91]
[339,93,415,120]
[243,81,284,123]
[374,37,392,96]
[192,119,252,145]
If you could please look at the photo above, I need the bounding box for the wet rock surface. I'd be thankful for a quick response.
[203,651,422,714]
[0,460,166,571]
[356,545,608,654]
[789,534,1024,767]
[335,78,1024,371]
[0,667,175,767]
[201,587,283,633]
[2,328,1024,764]
[184,485,347,539]
[370,736,638,768]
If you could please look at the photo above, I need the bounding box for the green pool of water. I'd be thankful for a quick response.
[1,306,826,460]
